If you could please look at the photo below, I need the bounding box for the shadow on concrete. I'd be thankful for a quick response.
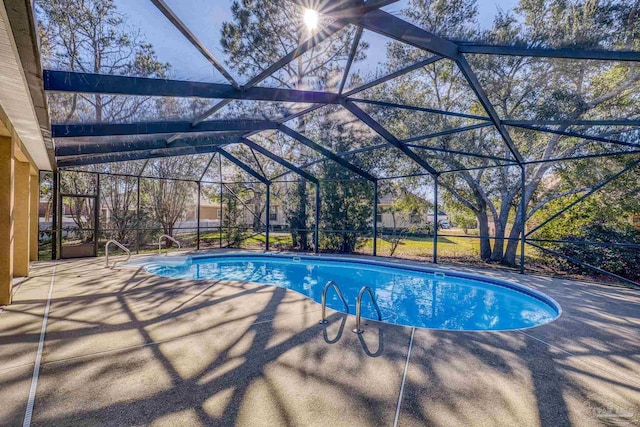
[2,259,411,426]
[397,274,640,426]
[1,257,639,426]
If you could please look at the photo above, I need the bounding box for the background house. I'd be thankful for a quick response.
[376,192,448,230]
[184,196,288,230]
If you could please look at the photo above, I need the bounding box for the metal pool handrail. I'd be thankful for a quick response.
[319,280,349,324]
[158,234,181,255]
[105,240,131,268]
[353,286,382,334]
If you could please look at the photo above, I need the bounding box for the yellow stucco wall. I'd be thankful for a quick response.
[12,160,30,276]
[30,172,38,261]
[0,135,15,305]
[0,116,40,305]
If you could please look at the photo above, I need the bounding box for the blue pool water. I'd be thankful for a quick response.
[143,254,560,331]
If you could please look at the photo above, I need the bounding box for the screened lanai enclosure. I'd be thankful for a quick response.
[37,0,640,287]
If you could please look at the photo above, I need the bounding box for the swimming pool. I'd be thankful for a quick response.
[141,254,561,331]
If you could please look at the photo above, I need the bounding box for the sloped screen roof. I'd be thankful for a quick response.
[38,0,640,181]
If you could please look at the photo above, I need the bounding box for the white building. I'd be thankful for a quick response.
[376,192,448,229]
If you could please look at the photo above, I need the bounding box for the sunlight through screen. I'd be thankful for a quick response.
[303,8,319,31]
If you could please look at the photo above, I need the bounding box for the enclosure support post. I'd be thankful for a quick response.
[433,175,438,264]
[30,172,39,261]
[265,183,270,252]
[94,173,100,257]
[197,181,201,251]
[52,171,59,260]
[219,156,223,248]
[520,166,526,274]
[314,182,320,254]
[373,180,378,257]
[136,176,140,254]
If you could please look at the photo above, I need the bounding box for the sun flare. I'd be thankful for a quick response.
[303,8,319,31]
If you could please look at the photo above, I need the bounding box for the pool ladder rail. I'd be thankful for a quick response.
[353,286,382,334]
[105,240,131,268]
[319,281,382,334]
[319,281,349,324]
[158,234,181,255]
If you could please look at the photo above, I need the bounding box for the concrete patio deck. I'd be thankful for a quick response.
[0,252,638,426]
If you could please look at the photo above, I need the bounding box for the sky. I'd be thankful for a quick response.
[113,0,520,84]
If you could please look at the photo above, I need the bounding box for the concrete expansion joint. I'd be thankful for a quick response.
[394,327,415,427]
[23,263,56,427]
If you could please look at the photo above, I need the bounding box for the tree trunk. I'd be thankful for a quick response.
[490,204,511,262]
[253,200,264,232]
[490,222,505,262]
[504,182,534,266]
[503,212,523,266]
[292,179,309,251]
[476,209,492,260]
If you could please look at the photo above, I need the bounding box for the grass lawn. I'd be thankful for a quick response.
[361,234,481,258]
[41,229,529,273]
[41,228,627,286]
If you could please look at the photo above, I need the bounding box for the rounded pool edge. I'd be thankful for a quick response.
[135,251,563,332]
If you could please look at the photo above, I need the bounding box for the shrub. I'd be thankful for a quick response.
[545,222,640,281]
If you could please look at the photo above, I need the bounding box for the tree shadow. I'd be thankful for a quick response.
[2,257,639,426]
[2,258,413,426]
[397,275,640,426]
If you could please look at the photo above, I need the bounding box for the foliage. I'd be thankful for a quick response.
[221,0,365,90]
[374,0,640,266]
[403,0,478,39]
[307,104,376,253]
[222,184,250,247]
[36,0,169,123]
[220,0,367,250]
[531,157,640,240]
[545,222,640,282]
[442,191,476,233]
[286,181,312,250]
[451,210,477,234]
[39,172,54,223]
[141,158,200,240]
[319,179,373,253]
[379,185,433,255]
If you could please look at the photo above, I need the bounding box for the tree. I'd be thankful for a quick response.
[220,0,366,250]
[142,157,205,242]
[443,195,477,234]
[37,0,169,123]
[379,184,432,256]
[530,155,640,239]
[37,0,170,243]
[99,164,141,244]
[38,0,215,248]
[222,183,250,247]
[306,106,375,253]
[320,179,372,253]
[481,0,640,265]
[60,171,96,242]
[379,0,640,265]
